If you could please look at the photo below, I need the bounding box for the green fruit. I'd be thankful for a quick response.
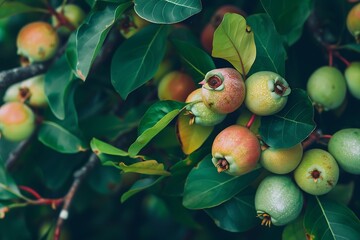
[306,66,347,111]
[119,10,149,39]
[17,21,59,63]
[0,102,35,142]
[328,128,360,174]
[3,75,47,107]
[236,107,261,134]
[158,71,196,102]
[260,143,303,174]
[185,89,226,126]
[244,71,291,116]
[255,175,303,227]
[52,4,86,35]
[212,125,260,176]
[346,3,360,41]
[345,62,360,99]
[294,149,339,195]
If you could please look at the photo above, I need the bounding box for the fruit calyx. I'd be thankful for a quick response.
[214,158,230,173]
[268,77,291,99]
[200,72,225,91]
[19,87,31,102]
[119,15,135,34]
[308,169,323,183]
[257,212,272,227]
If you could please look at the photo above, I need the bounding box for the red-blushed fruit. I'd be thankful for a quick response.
[158,71,196,102]
[201,5,246,53]
[211,125,260,176]
[184,88,226,126]
[346,3,360,41]
[17,21,59,63]
[260,143,303,174]
[294,149,339,195]
[201,68,245,114]
[245,71,291,116]
[51,4,86,35]
[119,9,149,39]
[0,102,35,142]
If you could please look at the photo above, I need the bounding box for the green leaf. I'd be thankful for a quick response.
[121,177,164,203]
[260,89,316,148]
[118,160,171,176]
[171,39,216,81]
[261,0,312,44]
[75,2,132,80]
[134,0,202,24]
[340,44,360,53]
[45,55,77,120]
[138,100,185,135]
[304,196,360,240]
[282,214,307,240]
[128,109,181,157]
[247,14,286,76]
[0,161,20,200]
[111,24,169,99]
[38,121,88,154]
[90,138,129,157]
[204,190,258,232]
[183,155,261,209]
[212,13,256,76]
[0,2,47,19]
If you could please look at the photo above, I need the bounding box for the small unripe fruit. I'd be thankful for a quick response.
[294,149,339,195]
[0,102,35,142]
[17,21,59,63]
[236,107,261,134]
[344,62,360,99]
[201,68,245,114]
[212,125,260,176]
[255,175,303,227]
[4,75,47,108]
[245,71,291,116]
[119,10,149,39]
[260,143,303,174]
[152,59,174,84]
[158,71,196,102]
[346,3,360,41]
[307,66,346,111]
[328,128,360,174]
[184,89,226,126]
[51,4,86,35]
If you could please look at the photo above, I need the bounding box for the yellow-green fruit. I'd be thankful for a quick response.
[236,107,261,134]
[119,10,149,39]
[245,71,291,116]
[328,128,360,174]
[17,21,59,62]
[260,143,303,174]
[3,75,47,107]
[0,102,35,142]
[52,4,86,35]
[345,62,360,99]
[307,66,346,111]
[158,71,196,102]
[294,149,339,195]
[153,59,174,84]
[346,3,360,40]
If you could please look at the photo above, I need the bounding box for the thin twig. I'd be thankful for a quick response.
[54,153,99,240]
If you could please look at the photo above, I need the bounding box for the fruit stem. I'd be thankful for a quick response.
[19,185,42,199]
[334,51,351,67]
[328,48,333,66]
[246,113,256,129]
[45,2,76,31]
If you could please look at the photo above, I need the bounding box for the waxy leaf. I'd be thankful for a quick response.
[121,177,164,203]
[260,89,316,148]
[212,13,256,76]
[176,113,213,155]
[247,14,286,76]
[0,1,47,19]
[205,190,258,232]
[111,25,169,99]
[128,109,181,157]
[261,0,312,44]
[76,2,132,80]
[340,44,360,53]
[118,160,171,176]
[304,196,360,240]
[171,39,216,81]
[90,138,129,157]
[183,155,261,209]
[282,214,307,240]
[138,101,185,135]
[38,121,88,154]
[0,160,20,200]
[134,0,202,24]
